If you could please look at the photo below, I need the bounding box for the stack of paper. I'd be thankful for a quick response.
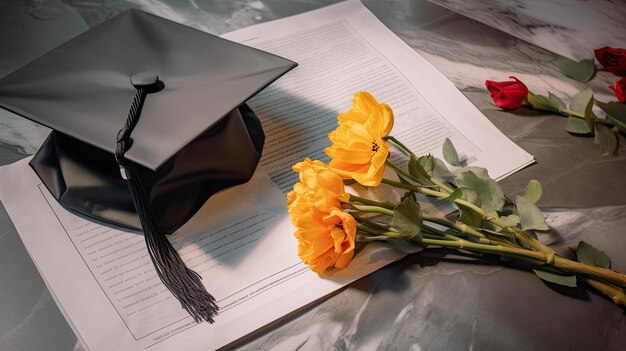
[0,1,533,350]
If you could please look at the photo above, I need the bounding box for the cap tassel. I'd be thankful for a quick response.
[115,75,218,323]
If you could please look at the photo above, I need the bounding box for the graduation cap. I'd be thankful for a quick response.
[0,9,296,323]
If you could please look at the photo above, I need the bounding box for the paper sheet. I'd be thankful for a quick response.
[0,1,533,350]
[223,1,533,186]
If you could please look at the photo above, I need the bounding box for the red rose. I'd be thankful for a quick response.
[594,46,626,76]
[485,76,529,109]
[609,77,626,103]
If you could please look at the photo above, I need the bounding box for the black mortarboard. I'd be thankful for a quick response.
[0,10,296,323]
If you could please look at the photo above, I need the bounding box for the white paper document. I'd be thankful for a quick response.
[0,1,533,350]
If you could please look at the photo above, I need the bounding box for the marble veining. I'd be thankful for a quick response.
[1,1,625,351]
[2,290,52,340]
[1,0,621,163]
[0,110,49,156]
[234,207,626,351]
[369,0,617,101]
[429,0,626,61]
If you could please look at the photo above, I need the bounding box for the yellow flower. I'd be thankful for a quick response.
[338,91,393,136]
[291,207,356,273]
[325,91,394,187]
[292,159,350,212]
[287,159,355,273]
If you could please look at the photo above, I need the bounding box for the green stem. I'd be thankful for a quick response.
[384,135,416,158]
[552,256,626,288]
[422,213,486,239]
[384,146,455,193]
[558,108,585,119]
[349,195,395,210]
[356,222,388,236]
[558,107,615,126]
[381,178,485,213]
[580,277,626,307]
[357,234,391,242]
[423,232,455,241]
[385,160,420,184]
[423,223,492,244]
[352,201,487,241]
[380,178,555,255]
[429,177,455,194]
[420,237,535,260]
[351,204,395,217]
[488,235,521,249]
[352,206,626,288]
[352,214,391,231]
[423,225,463,241]
[419,238,626,288]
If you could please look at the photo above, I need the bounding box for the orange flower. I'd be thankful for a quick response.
[287,159,355,273]
[325,91,394,186]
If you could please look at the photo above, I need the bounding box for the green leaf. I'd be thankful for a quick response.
[583,92,596,131]
[396,175,413,187]
[593,124,618,155]
[570,88,593,114]
[392,197,423,240]
[597,100,626,119]
[527,92,561,113]
[596,100,626,134]
[548,92,566,109]
[417,155,435,174]
[445,188,463,202]
[522,179,542,204]
[607,115,626,135]
[387,238,425,254]
[576,241,611,268]
[460,187,479,205]
[552,56,595,83]
[457,203,484,228]
[532,269,577,287]
[479,228,515,240]
[565,117,592,134]
[401,191,416,203]
[454,166,489,179]
[432,158,456,184]
[516,195,549,231]
[442,137,460,166]
[408,155,434,185]
[486,213,519,232]
[499,214,520,227]
[569,88,595,130]
[454,168,505,212]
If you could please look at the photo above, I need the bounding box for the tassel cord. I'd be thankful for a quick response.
[115,87,218,323]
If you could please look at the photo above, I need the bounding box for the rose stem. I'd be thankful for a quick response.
[556,107,615,126]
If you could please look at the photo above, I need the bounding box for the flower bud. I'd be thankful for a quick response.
[485,76,529,109]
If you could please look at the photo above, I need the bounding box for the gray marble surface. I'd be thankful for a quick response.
[0,1,625,350]
[428,0,626,61]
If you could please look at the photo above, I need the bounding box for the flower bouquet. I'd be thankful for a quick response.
[287,91,626,307]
